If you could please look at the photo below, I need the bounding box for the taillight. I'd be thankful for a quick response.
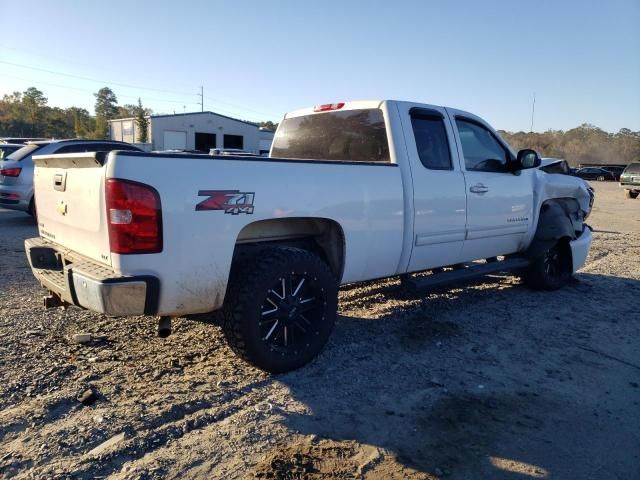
[0,168,21,177]
[106,178,162,254]
[313,102,345,112]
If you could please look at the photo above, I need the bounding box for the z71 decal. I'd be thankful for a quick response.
[196,190,255,215]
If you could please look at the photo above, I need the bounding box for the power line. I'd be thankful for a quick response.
[1,61,279,120]
[0,53,276,118]
[1,73,201,106]
[2,73,268,120]
[0,59,199,97]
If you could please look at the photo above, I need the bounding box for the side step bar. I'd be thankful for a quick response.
[402,257,530,292]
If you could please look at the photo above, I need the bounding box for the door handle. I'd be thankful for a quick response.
[469,184,489,194]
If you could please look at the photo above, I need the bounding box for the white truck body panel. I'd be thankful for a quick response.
[107,154,404,315]
[28,100,593,318]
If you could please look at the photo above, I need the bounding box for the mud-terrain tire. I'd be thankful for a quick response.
[223,247,337,373]
[525,240,573,290]
[625,190,639,199]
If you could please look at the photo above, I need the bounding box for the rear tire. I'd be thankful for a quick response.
[597,175,605,181]
[223,247,337,373]
[525,240,573,290]
[625,190,639,199]
[28,197,37,222]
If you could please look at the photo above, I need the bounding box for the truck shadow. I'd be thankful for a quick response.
[257,272,640,479]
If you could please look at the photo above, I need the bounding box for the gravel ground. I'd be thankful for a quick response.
[0,181,639,480]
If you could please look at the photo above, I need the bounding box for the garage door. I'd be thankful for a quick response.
[163,131,187,150]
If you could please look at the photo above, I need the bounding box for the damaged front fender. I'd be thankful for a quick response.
[527,198,586,259]
[527,171,592,260]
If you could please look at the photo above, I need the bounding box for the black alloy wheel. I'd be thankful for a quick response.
[259,272,326,356]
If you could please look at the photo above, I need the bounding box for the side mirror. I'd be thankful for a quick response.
[516,149,541,170]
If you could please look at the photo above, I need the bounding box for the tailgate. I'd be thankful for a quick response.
[33,152,112,266]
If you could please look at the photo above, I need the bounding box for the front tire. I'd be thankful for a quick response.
[597,175,605,181]
[525,240,573,290]
[625,190,639,199]
[223,247,337,373]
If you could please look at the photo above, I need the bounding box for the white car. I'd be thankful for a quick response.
[25,100,593,372]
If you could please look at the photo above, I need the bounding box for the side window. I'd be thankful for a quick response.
[54,144,88,154]
[92,143,121,152]
[410,114,452,170]
[455,118,509,172]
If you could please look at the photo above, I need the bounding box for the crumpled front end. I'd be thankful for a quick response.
[529,171,593,272]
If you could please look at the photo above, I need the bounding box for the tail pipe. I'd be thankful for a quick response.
[158,316,172,338]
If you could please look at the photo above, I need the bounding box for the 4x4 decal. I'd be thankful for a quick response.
[196,190,255,215]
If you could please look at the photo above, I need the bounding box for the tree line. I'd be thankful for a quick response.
[0,87,153,141]
[499,125,640,166]
[1,86,638,165]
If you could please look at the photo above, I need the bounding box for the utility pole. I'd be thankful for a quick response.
[197,86,204,112]
[530,92,536,132]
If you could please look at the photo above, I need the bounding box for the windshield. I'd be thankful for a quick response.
[271,108,390,163]
[4,144,44,162]
[624,163,640,174]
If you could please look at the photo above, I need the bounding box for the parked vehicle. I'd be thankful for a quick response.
[0,143,23,160]
[24,100,593,372]
[0,140,142,216]
[601,166,625,181]
[1,137,51,144]
[574,167,616,181]
[620,162,640,199]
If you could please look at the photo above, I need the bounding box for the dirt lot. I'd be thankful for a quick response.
[1,181,638,480]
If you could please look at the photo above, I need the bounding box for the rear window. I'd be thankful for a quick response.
[271,109,390,163]
[624,163,640,174]
[5,144,43,161]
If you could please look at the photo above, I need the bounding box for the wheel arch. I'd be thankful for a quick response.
[527,198,584,260]
[231,217,346,282]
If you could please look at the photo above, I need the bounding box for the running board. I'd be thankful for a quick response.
[402,257,530,292]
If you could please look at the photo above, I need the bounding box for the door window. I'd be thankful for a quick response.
[455,119,510,172]
[410,113,452,170]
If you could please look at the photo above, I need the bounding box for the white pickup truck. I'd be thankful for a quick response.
[25,100,593,372]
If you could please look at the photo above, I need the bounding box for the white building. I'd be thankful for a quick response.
[108,111,263,153]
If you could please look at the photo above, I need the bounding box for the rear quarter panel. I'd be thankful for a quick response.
[108,153,404,316]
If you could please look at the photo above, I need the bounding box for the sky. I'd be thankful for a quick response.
[1,0,638,133]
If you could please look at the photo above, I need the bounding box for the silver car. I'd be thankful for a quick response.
[0,140,141,216]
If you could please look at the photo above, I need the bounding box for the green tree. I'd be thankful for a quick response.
[22,87,48,136]
[93,87,118,138]
[68,107,95,138]
[135,98,149,143]
[116,104,138,118]
[259,120,278,131]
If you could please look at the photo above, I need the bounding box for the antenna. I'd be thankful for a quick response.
[530,92,536,132]
[197,86,204,112]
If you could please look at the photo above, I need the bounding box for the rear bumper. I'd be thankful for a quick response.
[0,184,32,211]
[25,237,159,316]
[569,226,592,273]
